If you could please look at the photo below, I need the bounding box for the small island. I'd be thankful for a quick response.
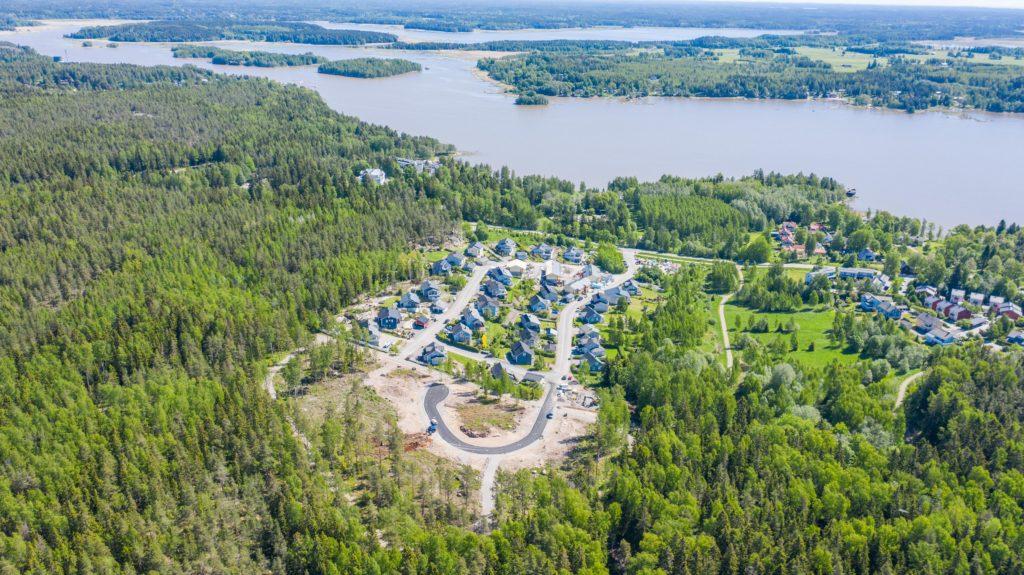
[514,92,549,106]
[172,45,326,67]
[317,57,422,78]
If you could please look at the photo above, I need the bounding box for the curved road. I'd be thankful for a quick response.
[894,370,925,409]
[424,382,558,454]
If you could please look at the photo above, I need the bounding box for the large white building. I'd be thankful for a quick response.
[359,168,387,185]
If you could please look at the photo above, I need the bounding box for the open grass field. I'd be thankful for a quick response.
[724,302,860,368]
[794,47,878,72]
[782,267,809,283]
[713,46,1024,74]
[636,251,715,266]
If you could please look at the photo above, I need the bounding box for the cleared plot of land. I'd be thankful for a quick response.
[455,398,524,437]
[795,48,878,72]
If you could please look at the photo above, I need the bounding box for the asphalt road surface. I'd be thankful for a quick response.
[424,381,558,454]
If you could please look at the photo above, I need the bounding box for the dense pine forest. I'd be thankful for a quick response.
[479,44,1024,113]
[68,20,396,44]
[2,36,1024,575]
[318,57,422,78]
[171,45,327,67]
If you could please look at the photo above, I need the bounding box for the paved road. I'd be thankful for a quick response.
[552,249,639,375]
[479,456,502,518]
[401,261,496,359]
[424,381,558,454]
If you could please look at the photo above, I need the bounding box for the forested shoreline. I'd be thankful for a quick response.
[479,42,1024,113]
[171,45,326,67]
[318,57,422,78]
[2,39,1024,575]
[68,20,396,44]
[8,0,1024,41]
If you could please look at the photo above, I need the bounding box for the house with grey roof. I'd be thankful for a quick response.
[420,342,447,365]
[377,306,402,330]
[488,266,514,286]
[475,296,501,319]
[529,294,550,313]
[518,328,540,348]
[531,243,554,260]
[358,320,382,347]
[419,280,442,302]
[495,238,517,256]
[450,323,472,344]
[523,372,545,384]
[483,279,507,299]
[462,307,485,331]
[580,306,603,324]
[914,313,943,334]
[445,252,466,267]
[563,246,584,263]
[508,341,535,365]
[876,300,902,320]
[398,291,421,310]
[596,286,631,307]
[582,351,605,372]
[431,259,452,276]
[622,279,641,296]
[538,284,559,302]
[490,359,518,381]
[520,313,541,332]
[925,328,957,346]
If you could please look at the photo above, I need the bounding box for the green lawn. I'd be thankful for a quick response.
[782,267,809,283]
[625,286,661,321]
[482,320,510,358]
[449,352,481,371]
[724,302,860,368]
[423,249,449,262]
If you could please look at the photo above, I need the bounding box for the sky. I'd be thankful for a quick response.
[627,0,1024,8]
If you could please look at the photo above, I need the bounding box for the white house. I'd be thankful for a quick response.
[359,168,387,185]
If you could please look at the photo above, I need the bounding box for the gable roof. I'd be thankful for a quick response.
[510,340,534,357]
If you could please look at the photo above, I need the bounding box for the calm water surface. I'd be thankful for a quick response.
[314,21,804,43]
[3,20,1023,226]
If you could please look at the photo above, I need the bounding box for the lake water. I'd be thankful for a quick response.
[313,21,805,43]
[3,20,1023,227]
